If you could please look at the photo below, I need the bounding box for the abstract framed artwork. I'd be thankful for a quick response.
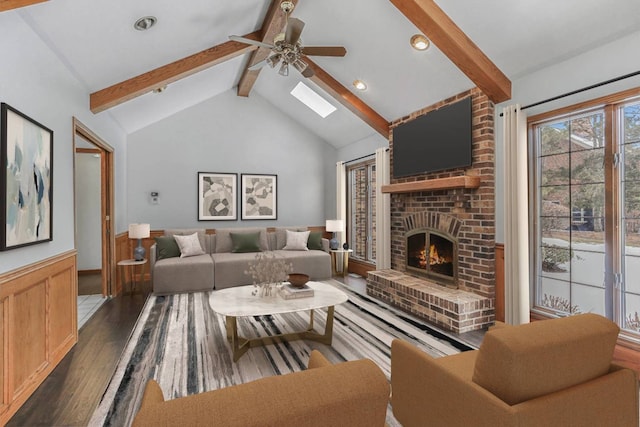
[241,174,277,220]
[198,172,237,221]
[1,103,53,251]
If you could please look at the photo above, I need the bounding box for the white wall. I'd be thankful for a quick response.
[126,89,336,229]
[75,153,102,270]
[0,12,126,274]
[493,30,640,243]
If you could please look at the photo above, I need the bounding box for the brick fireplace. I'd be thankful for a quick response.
[367,88,496,333]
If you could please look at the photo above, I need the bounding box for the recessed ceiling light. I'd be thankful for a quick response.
[353,80,367,91]
[410,34,430,51]
[134,16,157,31]
[290,82,337,118]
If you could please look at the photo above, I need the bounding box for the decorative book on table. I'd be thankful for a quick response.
[280,283,314,299]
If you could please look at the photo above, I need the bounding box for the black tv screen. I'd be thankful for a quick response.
[392,97,472,178]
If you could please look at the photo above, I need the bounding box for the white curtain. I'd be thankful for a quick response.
[336,161,347,246]
[503,105,530,325]
[375,148,391,269]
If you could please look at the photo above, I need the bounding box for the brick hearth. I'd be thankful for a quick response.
[368,269,493,334]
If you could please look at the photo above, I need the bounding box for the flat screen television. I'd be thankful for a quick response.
[392,97,472,178]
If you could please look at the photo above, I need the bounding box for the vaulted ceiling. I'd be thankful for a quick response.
[5,0,640,147]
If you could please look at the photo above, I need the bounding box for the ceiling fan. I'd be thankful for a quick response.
[229,1,346,78]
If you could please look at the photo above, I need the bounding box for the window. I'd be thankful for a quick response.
[531,91,640,338]
[347,160,376,264]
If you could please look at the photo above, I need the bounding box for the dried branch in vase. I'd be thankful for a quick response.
[245,251,293,297]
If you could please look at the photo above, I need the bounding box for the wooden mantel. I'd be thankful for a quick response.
[381,175,481,194]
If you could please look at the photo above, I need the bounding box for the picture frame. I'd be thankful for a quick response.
[198,172,237,221]
[1,103,53,251]
[241,174,277,220]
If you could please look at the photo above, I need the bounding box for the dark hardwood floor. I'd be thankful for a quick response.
[7,282,151,427]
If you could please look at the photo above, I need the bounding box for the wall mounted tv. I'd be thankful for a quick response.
[392,96,472,178]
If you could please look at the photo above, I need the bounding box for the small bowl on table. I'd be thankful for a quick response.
[288,273,310,288]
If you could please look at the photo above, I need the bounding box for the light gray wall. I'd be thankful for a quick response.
[75,153,101,270]
[0,12,126,274]
[494,30,640,243]
[126,89,336,229]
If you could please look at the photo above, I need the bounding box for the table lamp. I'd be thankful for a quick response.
[129,223,150,261]
[325,219,344,250]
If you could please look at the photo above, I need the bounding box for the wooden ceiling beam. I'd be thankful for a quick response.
[305,58,390,138]
[89,31,262,113]
[389,0,511,104]
[237,0,298,97]
[0,0,48,12]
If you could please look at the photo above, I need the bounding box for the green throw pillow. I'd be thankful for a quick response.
[230,232,262,253]
[155,236,181,260]
[307,231,323,250]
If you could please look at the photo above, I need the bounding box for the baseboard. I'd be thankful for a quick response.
[78,269,101,275]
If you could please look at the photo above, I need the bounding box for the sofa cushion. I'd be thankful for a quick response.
[275,227,308,250]
[154,236,180,260]
[273,250,332,281]
[174,232,206,257]
[307,231,323,251]
[283,230,310,251]
[212,252,263,289]
[215,228,269,253]
[164,229,208,253]
[230,231,262,253]
[472,313,619,405]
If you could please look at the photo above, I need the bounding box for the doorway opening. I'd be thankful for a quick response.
[73,118,115,327]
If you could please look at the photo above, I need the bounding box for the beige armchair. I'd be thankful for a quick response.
[391,313,639,427]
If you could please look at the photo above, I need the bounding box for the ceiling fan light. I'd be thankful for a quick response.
[410,34,430,51]
[292,59,308,73]
[266,54,281,68]
[278,61,289,76]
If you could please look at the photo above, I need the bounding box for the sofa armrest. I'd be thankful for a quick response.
[149,243,157,283]
[322,238,330,252]
[391,339,510,427]
[133,358,390,427]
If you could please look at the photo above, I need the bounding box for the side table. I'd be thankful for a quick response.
[330,249,353,277]
[117,258,147,295]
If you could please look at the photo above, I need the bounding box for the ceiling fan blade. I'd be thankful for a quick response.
[229,35,274,50]
[248,59,267,71]
[302,46,347,57]
[285,18,305,45]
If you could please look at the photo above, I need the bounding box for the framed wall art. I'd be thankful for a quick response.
[198,172,237,221]
[241,174,277,220]
[1,103,53,251]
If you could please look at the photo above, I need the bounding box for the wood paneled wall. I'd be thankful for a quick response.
[0,251,77,425]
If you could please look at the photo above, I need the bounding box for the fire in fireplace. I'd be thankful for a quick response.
[406,230,457,285]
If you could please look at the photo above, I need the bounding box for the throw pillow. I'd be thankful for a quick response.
[154,236,181,260]
[283,230,310,251]
[307,231,323,250]
[174,232,205,258]
[230,232,262,253]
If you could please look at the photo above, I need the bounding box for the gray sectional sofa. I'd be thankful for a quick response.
[150,227,332,294]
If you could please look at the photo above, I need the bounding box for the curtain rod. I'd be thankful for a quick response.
[499,69,640,117]
[343,147,389,165]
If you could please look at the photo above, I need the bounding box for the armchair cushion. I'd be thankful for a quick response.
[472,313,620,405]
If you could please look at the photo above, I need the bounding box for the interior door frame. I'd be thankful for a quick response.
[72,117,116,296]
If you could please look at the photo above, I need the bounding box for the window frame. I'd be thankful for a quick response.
[528,86,640,345]
[346,159,376,265]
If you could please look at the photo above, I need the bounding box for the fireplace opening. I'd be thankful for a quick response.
[406,230,457,286]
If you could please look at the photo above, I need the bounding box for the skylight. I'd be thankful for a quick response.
[290,82,337,118]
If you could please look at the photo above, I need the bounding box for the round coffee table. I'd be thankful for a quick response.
[209,281,348,362]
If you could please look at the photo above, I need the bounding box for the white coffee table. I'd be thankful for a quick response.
[209,281,348,362]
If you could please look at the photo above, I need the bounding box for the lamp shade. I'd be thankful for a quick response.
[128,223,150,239]
[325,219,344,233]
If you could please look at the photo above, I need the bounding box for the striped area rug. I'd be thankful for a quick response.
[90,280,466,427]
